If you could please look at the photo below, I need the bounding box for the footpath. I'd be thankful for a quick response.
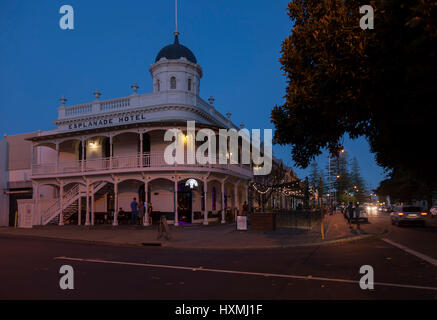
[0,212,387,249]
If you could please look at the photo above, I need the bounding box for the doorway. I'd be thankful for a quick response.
[178,183,192,224]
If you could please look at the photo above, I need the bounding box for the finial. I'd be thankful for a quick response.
[240,123,245,129]
[131,82,139,94]
[208,96,215,105]
[93,89,101,100]
[226,112,231,120]
[60,96,67,106]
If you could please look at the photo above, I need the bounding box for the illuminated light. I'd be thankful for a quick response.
[185,178,198,189]
[398,212,404,216]
[421,212,427,216]
[88,140,99,149]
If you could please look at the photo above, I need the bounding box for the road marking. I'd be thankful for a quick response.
[54,256,437,292]
[381,238,437,267]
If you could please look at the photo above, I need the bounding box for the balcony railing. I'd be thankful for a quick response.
[31,152,253,177]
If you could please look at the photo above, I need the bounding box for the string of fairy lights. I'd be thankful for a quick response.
[250,182,307,198]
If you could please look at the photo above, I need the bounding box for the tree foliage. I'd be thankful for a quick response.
[272,0,437,202]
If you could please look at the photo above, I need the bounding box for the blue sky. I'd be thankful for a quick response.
[0,0,386,189]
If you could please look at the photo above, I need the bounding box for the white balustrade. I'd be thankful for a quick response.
[32,152,253,177]
[64,104,92,117]
[100,98,130,112]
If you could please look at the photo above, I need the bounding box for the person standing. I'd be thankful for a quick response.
[130,197,138,225]
[347,202,354,226]
[242,201,248,216]
[354,202,361,230]
[147,202,153,225]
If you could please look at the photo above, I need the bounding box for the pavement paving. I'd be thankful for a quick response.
[0,212,388,249]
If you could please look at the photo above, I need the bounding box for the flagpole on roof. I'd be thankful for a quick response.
[174,0,179,36]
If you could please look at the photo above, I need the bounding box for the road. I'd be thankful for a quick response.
[1,213,436,300]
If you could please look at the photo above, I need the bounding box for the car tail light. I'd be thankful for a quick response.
[421,212,427,216]
[398,212,404,216]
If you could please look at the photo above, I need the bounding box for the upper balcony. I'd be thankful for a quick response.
[30,152,253,179]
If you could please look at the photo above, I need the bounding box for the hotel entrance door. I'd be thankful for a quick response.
[178,183,192,224]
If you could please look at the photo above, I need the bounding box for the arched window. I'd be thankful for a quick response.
[170,76,176,89]
[156,79,160,92]
[188,79,192,91]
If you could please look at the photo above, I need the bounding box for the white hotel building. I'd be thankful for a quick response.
[0,33,257,227]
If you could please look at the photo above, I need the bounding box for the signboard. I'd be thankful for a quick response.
[65,113,147,131]
[236,215,247,231]
[157,216,171,240]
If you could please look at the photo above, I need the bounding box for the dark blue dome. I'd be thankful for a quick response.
[155,34,197,64]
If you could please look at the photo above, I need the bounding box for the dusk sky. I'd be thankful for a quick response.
[0,0,386,189]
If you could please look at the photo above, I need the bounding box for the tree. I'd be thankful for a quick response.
[308,161,326,207]
[376,168,432,206]
[350,157,367,203]
[332,152,352,203]
[309,161,320,188]
[317,168,326,204]
[271,0,437,208]
[252,160,288,211]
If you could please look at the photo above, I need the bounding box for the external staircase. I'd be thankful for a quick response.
[42,182,109,225]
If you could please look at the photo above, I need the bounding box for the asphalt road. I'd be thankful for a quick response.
[1,213,436,300]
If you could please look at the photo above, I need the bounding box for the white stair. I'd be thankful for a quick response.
[43,182,108,225]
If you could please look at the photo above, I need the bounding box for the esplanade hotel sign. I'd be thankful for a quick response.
[0,31,263,228]
[66,113,147,131]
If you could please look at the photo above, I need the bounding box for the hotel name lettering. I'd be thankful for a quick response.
[68,114,146,130]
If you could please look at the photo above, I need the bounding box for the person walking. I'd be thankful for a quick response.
[130,197,138,225]
[347,202,354,226]
[354,202,361,230]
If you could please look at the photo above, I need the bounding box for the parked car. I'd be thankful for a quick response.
[430,206,437,217]
[390,205,427,227]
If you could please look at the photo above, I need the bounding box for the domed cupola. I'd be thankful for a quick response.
[155,33,197,64]
[149,32,202,94]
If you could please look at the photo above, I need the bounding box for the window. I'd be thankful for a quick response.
[156,79,160,92]
[170,76,176,89]
[188,79,192,91]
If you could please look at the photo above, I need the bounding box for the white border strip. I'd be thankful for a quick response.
[54,256,437,292]
[382,238,437,267]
